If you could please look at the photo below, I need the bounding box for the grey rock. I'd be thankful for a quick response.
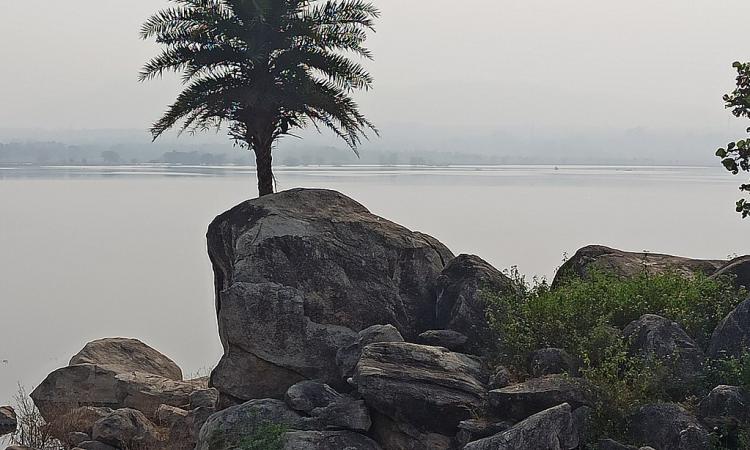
[31,364,198,421]
[284,381,371,432]
[623,314,704,387]
[435,254,520,355]
[336,325,404,380]
[697,385,749,429]
[489,375,594,421]
[69,337,182,381]
[91,408,162,449]
[369,411,453,450]
[711,255,750,291]
[529,348,579,377]
[708,297,750,359]
[285,381,342,414]
[488,366,513,390]
[67,431,91,447]
[455,418,513,447]
[597,439,638,450]
[553,245,724,287]
[166,406,214,450]
[156,404,188,428]
[75,442,119,450]
[418,329,469,352]
[573,406,592,445]
[195,399,318,450]
[281,431,382,450]
[353,342,488,434]
[0,406,16,436]
[310,399,371,432]
[189,389,218,409]
[208,189,453,402]
[627,403,709,450]
[463,403,579,450]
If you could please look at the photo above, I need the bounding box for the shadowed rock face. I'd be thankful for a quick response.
[553,245,725,287]
[0,406,16,436]
[434,254,520,355]
[709,297,750,359]
[207,189,454,402]
[712,255,750,291]
[623,315,705,389]
[627,403,708,450]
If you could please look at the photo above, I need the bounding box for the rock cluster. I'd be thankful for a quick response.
[22,189,750,450]
[28,338,216,450]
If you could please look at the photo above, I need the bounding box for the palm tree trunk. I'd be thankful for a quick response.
[254,141,274,197]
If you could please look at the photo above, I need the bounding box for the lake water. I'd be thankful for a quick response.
[0,164,747,405]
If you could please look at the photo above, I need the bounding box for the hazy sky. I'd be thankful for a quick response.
[2,1,750,159]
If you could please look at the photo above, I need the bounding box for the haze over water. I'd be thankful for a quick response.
[0,165,746,404]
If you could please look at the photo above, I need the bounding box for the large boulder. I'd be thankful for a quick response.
[195,399,318,450]
[31,364,198,421]
[627,403,709,450]
[281,431,382,450]
[207,189,453,402]
[0,406,16,436]
[489,375,593,421]
[698,385,750,429]
[711,255,750,291]
[434,254,519,354]
[70,338,182,381]
[623,315,704,388]
[463,403,579,450]
[708,297,750,358]
[353,342,488,434]
[553,245,724,287]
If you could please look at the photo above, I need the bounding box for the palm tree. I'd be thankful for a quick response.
[140,0,379,196]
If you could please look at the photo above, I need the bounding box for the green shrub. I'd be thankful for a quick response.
[484,268,748,448]
[485,270,745,368]
[703,353,750,391]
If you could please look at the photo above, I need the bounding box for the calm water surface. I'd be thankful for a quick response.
[0,165,747,404]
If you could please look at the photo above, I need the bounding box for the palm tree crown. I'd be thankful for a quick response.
[140,0,379,195]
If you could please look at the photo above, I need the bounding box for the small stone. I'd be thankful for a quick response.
[418,330,469,352]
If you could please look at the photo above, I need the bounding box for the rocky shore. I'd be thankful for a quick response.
[7,188,750,450]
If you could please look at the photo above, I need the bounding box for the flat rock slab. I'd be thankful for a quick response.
[490,375,594,421]
[553,245,724,287]
[353,341,488,434]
